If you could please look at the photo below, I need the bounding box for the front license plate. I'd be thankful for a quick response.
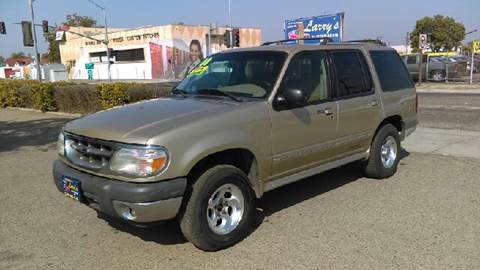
[62,176,82,201]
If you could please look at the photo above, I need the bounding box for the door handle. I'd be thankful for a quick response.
[370,100,379,107]
[318,108,333,116]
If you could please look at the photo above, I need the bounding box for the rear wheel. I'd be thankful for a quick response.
[364,124,401,179]
[179,165,255,251]
[430,70,445,81]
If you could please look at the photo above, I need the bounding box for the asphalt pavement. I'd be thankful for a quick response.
[1,93,480,269]
[418,92,480,131]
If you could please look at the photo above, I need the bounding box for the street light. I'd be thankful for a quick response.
[86,0,111,81]
[228,0,232,48]
[28,0,42,81]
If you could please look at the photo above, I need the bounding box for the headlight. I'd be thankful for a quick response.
[57,132,65,156]
[110,147,169,177]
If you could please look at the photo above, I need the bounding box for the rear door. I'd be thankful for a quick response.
[369,50,417,135]
[330,50,381,156]
[404,55,419,80]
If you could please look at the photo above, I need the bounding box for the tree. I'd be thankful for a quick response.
[44,13,99,63]
[44,27,62,63]
[10,52,26,59]
[0,56,5,66]
[410,15,465,52]
[65,13,98,27]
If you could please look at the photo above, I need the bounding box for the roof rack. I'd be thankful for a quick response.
[343,39,386,46]
[261,37,333,46]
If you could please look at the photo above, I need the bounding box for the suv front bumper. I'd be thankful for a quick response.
[52,159,186,223]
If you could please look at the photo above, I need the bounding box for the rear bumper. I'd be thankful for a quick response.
[401,117,418,141]
[53,159,187,223]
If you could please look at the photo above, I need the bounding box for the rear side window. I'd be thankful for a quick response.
[370,51,414,92]
[331,51,372,97]
[406,56,417,64]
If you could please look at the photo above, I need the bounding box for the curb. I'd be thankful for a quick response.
[5,107,82,118]
[416,88,480,94]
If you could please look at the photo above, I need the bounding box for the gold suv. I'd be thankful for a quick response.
[53,39,417,251]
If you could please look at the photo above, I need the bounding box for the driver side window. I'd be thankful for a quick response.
[279,51,331,104]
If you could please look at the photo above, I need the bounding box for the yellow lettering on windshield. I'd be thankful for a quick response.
[187,57,212,77]
[199,57,212,67]
[189,65,208,76]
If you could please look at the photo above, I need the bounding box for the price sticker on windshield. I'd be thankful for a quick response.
[189,66,208,76]
[188,57,213,77]
[199,57,213,67]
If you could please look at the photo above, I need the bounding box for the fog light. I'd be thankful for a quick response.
[113,201,137,221]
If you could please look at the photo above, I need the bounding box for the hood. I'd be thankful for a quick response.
[64,97,239,144]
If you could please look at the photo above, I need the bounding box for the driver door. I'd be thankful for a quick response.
[269,51,338,179]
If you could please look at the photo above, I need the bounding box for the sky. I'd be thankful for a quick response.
[0,0,479,57]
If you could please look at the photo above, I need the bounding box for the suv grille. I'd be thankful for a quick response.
[65,134,114,170]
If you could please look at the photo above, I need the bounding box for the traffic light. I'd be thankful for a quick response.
[21,21,34,47]
[233,28,240,47]
[0,22,6,35]
[223,30,231,48]
[42,20,48,33]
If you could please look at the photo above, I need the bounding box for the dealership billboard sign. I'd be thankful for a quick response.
[284,13,344,43]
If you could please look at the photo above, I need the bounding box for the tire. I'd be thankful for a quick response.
[430,70,445,82]
[179,165,255,251]
[364,124,401,179]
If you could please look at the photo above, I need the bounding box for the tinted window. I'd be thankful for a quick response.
[370,50,415,92]
[331,51,372,97]
[279,51,330,103]
[406,56,417,64]
[422,54,428,63]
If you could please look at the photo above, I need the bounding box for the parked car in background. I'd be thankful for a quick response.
[403,53,468,81]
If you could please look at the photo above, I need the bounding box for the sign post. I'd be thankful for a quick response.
[471,40,480,85]
[418,34,427,84]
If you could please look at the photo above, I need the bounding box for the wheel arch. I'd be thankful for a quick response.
[186,148,262,198]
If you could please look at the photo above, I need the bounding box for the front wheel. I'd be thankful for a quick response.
[364,124,401,179]
[179,165,255,251]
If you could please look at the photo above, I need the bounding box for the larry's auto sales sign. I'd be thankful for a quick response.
[284,13,344,43]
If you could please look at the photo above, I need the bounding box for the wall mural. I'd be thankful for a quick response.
[149,38,208,80]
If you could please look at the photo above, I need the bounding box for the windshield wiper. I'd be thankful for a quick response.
[171,88,188,98]
[195,88,243,102]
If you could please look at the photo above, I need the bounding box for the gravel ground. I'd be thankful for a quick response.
[1,108,480,269]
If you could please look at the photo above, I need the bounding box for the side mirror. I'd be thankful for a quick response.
[274,88,307,109]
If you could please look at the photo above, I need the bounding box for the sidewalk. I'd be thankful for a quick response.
[417,88,480,94]
[403,127,480,159]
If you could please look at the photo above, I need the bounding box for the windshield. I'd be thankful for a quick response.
[176,51,287,100]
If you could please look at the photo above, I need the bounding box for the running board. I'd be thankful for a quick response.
[264,152,367,193]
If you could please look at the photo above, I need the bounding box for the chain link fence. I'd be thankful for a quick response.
[403,53,480,84]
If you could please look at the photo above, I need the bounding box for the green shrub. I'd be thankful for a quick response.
[55,84,102,113]
[29,83,57,112]
[0,80,26,107]
[0,80,174,113]
[96,83,131,109]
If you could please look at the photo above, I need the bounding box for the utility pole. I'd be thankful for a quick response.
[208,23,212,56]
[405,32,409,54]
[28,0,41,81]
[87,0,111,81]
[228,0,233,48]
